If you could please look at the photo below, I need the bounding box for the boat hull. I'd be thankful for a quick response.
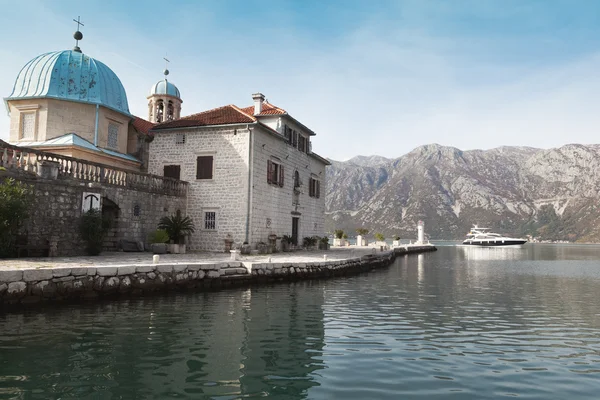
[461,239,527,247]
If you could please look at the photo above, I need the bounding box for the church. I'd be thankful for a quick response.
[2,23,329,252]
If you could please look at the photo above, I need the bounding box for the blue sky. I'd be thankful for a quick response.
[1,0,600,160]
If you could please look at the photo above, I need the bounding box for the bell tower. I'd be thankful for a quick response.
[148,59,182,123]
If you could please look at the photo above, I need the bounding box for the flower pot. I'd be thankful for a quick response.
[168,243,180,254]
[151,243,167,254]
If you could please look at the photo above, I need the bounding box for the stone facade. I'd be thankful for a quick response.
[148,121,328,251]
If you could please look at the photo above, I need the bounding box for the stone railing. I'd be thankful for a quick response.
[0,140,187,197]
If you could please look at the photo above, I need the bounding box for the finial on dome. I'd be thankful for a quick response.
[72,16,84,53]
[163,57,170,78]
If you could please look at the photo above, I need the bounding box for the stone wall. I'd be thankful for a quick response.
[0,246,437,308]
[1,168,186,257]
[148,127,251,251]
[250,126,327,245]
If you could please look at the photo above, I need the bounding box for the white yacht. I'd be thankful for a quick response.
[462,225,527,247]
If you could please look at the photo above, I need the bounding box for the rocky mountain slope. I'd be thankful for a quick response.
[325,144,600,242]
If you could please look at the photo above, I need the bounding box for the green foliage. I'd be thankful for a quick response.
[342,233,348,239]
[374,233,385,242]
[79,209,111,256]
[393,235,400,241]
[303,236,318,247]
[148,229,170,244]
[356,228,369,236]
[320,236,329,244]
[0,178,33,258]
[282,234,293,244]
[334,229,345,239]
[158,210,195,244]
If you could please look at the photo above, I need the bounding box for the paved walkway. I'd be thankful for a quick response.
[0,246,391,270]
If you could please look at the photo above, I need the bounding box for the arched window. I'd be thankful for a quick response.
[156,100,164,123]
[167,100,174,121]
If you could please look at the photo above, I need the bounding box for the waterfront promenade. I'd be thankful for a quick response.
[0,245,436,308]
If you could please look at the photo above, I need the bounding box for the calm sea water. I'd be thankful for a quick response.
[1,244,600,399]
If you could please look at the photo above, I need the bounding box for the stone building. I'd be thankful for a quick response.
[3,35,155,171]
[148,93,330,251]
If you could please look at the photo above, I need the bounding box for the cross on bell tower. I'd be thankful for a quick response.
[72,16,84,53]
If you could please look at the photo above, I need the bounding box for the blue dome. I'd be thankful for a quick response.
[7,50,130,115]
[150,79,181,98]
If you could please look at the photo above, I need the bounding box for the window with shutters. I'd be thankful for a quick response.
[298,135,306,152]
[163,165,181,180]
[20,113,36,140]
[292,130,298,148]
[284,125,292,143]
[309,177,321,198]
[267,159,284,187]
[107,123,119,149]
[203,210,217,230]
[196,156,213,180]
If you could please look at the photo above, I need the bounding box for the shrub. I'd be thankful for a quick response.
[79,209,111,256]
[149,229,169,244]
[282,234,293,244]
[303,236,318,248]
[374,233,385,242]
[158,210,195,244]
[356,228,369,236]
[0,178,34,258]
[342,233,348,239]
[334,229,344,239]
[320,236,329,244]
[393,235,400,241]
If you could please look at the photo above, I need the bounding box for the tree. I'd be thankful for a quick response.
[334,229,345,239]
[0,178,33,258]
[374,233,385,242]
[356,228,369,236]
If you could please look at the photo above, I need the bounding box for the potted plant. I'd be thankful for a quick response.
[392,235,401,247]
[333,229,346,247]
[356,228,369,246]
[319,236,329,250]
[79,209,111,256]
[158,210,195,254]
[342,232,348,246]
[375,232,386,248]
[281,234,293,252]
[148,229,169,254]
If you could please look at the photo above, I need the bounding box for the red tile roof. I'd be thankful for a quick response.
[239,102,287,116]
[131,116,155,135]
[152,105,256,130]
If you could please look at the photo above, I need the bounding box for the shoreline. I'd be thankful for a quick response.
[0,245,436,310]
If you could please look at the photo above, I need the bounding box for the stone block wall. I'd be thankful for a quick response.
[2,169,186,256]
[148,127,251,251]
[250,126,327,245]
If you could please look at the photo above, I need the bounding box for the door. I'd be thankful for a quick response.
[292,217,299,246]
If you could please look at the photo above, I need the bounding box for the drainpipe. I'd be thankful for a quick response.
[94,104,99,146]
[245,125,253,243]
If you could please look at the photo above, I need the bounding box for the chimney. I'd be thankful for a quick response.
[252,93,265,115]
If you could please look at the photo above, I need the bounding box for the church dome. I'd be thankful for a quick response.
[149,79,181,98]
[7,50,130,115]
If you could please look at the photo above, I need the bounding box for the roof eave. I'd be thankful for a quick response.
[150,121,257,133]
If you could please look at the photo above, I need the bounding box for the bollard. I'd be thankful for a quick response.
[267,257,271,263]
[323,254,328,260]
[153,255,160,264]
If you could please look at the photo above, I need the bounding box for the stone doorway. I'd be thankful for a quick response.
[102,197,120,251]
[292,217,299,246]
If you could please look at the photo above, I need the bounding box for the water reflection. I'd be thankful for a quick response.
[1,245,600,399]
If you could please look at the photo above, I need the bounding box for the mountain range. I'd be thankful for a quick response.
[325,143,600,242]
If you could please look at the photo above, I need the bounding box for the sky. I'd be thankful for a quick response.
[1,0,600,161]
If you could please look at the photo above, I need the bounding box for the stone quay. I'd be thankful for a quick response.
[0,245,436,310]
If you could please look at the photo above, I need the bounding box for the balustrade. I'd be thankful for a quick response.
[0,140,187,197]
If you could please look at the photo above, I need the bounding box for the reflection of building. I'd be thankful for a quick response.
[239,283,326,398]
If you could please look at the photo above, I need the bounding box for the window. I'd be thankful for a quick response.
[204,211,217,230]
[20,113,35,139]
[163,165,181,180]
[267,160,284,187]
[292,130,298,148]
[196,156,213,180]
[175,134,186,144]
[107,123,119,149]
[309,177,321,198]
[284,125,292,143]
[298,135,306,152]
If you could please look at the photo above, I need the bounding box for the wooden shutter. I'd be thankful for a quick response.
[196,156,213,179]
[267,160,273,184]
[279,165,284,187]
[316,180,320,198]
[308,178,313,197]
